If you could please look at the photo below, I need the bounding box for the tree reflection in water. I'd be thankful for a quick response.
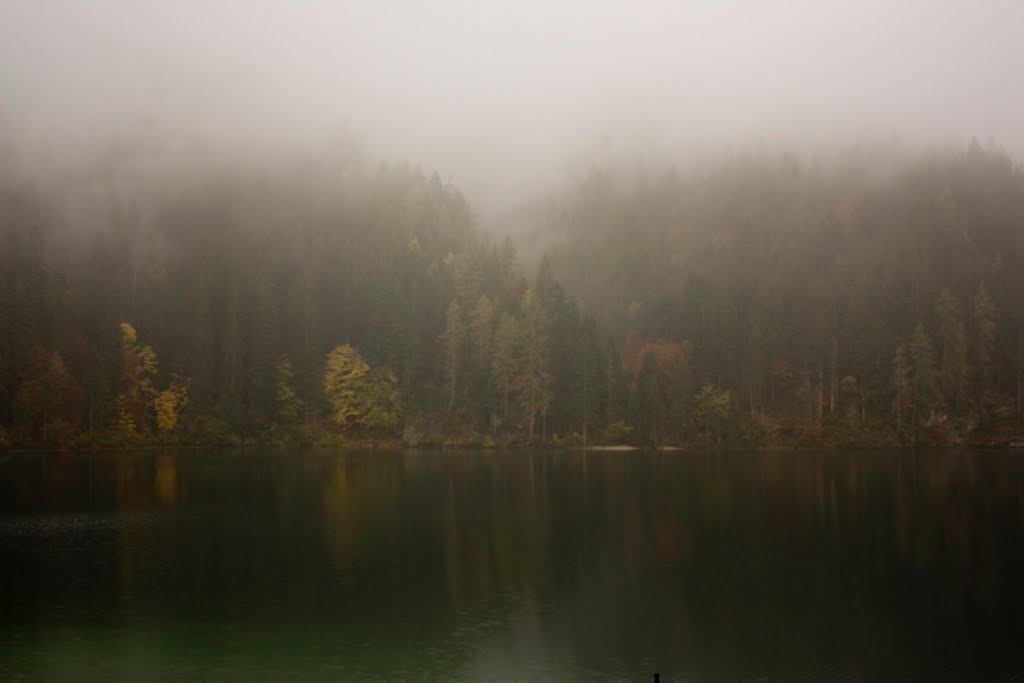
[1,448,1023,679]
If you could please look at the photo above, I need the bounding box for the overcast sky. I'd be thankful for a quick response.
[1,0,1022,211]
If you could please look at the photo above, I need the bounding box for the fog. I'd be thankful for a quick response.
[2,0,1022,216]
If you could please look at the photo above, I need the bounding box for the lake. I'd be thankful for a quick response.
[2,448,1024,680]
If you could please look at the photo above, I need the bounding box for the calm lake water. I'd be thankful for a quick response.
[2,448,1024,680]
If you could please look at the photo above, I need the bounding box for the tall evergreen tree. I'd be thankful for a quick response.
[971,282,998,399]
[631,351,666,447]
[514,289,552,442]
[907,324,941,441]
[491,313,520,425]
[440,299,465,415]
[934,288,969,409]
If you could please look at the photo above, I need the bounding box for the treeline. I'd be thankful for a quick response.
[544,142,1024,446]
[0,153,612,448]
[3,143,1024,449]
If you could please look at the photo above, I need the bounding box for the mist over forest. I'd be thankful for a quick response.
[3,1,1024,450]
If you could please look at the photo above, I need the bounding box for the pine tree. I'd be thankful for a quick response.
[359,367,403,434]
[453,249,483,308]
[971,282,998,400]
[631,351,666,446]
[469,295,494,369]
[248,268,281,428]
[13,346,80,445]
[667,341,696,443]
[606,337,629,428]
[693,381,732,446]
[275,356,304,427]
[491,313,519,424]
[514,289,552,442]
[439,299,465,414]
[934,288,969,409]
[572,316,605,445]
[907,324,940,440]
[892,342,912,438]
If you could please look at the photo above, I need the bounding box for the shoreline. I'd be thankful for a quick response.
[6,440,1024,456]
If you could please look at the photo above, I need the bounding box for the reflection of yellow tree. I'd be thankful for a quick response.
[322,461,400,572]
[154,454,178,504]
[115,453,146,510]
[323,464,355,570]
[323,454,557,616]
[442,454,551,612]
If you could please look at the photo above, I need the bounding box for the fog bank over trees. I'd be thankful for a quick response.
[2,1,1023,214]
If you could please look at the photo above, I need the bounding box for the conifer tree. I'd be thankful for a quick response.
[631,351,666,446]
[514,289,552,442]
[971,282,998,399]
[907,324,940,440]
[491,313,520,424]
[13,346,79,445]
[892,342,912,438]
[934,288,969,409]
[275,356,304,427]
[469,295,494,369]
[440,299,465,414]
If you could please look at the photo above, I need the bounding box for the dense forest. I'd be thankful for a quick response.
[545,142,1024,447]
[2,142,1024,450]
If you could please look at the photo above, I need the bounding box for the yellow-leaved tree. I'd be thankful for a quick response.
[116,322,158,439]
[323,345,402,434]
[323,345,369,429]
[154,374,190,433]
[275,356,304,427]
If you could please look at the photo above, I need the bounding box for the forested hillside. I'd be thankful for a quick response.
[545,143,1024,446]
[0,152,606,448]
[3,143,1024,449]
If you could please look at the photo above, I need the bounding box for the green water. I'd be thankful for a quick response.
[2,448,1024,680]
